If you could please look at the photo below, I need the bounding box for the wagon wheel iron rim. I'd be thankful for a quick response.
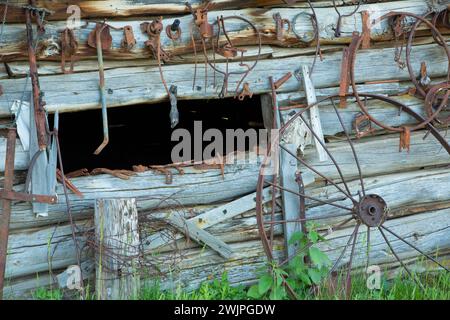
[255,93,450,300]
[349,11,450,133]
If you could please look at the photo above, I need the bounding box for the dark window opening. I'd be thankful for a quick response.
[52,97,264,173]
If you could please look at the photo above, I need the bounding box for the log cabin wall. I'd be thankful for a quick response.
[0,0,449,299]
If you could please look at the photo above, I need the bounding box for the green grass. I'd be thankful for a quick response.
[303,271,450,300]
[31,271,449,300]
[140,273,248,300]
[32,287,64,300]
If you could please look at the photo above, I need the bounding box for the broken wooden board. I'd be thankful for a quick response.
[166,214,234,259]
[143,187,275,252]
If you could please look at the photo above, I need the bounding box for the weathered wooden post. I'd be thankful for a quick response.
[95,198,140,300]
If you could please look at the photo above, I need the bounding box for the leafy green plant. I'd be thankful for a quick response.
[32,287,63,300]
[248,225,331,300]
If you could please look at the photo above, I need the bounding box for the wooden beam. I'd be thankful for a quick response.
[0,1,436,62]
[95,198,140,300]
[301,65,328,162]
[2,1,400,23]
[1,42,448,116]
[6,127,450,231]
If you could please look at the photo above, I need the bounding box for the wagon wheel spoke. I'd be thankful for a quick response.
[275,216,356,269]
[263,179,354,212]
[327,223,360,278]
[381,225,449,272]
[263,214,352,226]
[378,227,425,291]
[279,144,356,202]
[297,112,357,203]
[330,98,366,196]
[366,226,371,270]
[345,223,360,299]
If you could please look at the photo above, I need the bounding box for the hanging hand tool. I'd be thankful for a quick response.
[169,85,179,128]
[88,23,112,155]
[25,3,49,151]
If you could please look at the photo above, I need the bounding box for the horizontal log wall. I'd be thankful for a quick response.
[1,0,450,298]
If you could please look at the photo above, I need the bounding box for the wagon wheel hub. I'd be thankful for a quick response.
[355,194,387,227]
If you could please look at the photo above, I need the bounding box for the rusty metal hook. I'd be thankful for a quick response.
[88,23,112,155]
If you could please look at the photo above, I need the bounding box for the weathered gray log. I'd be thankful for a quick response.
[9,159,262,230]
[5,219,92,280]
[7,127,450,231]
[0,1,438,61]
[4,167,450,282]
[3,46,273,77]
[0,80,431,173]
[3,193,450,299]
[95,198,140,300]
[2,1,399,23]
[1,42,448,116]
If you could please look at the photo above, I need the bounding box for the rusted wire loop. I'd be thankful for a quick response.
[199,15,262,97]
[404,11,450,100]
[424,84,450,125]
[349,12,450,132]
[331,0,362,37]
[292,0,321,76]
[292,11,317,43]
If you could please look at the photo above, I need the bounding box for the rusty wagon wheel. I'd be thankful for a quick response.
[255,93,450,299]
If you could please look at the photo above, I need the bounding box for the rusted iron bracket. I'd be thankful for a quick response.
[419,61,431,88]
[361,10,371,49]
[274,72,293,90]
[56,169,83,198]
[121,25,136,51]
[166,19,182,41]
[339,32,360,108]
[141,17,170,62]
[0,128,57,299]
[399,126,411,152]
[273,12,291,41]
[189,1,214,39]
[60,28,78,74]
[237,82,253,101]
